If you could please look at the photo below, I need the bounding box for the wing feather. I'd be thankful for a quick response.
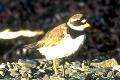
[37,23,67,47]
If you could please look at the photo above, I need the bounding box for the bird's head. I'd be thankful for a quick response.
[67,14,90,31]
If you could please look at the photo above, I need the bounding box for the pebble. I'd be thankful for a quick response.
[21,78,30,80]
[43,75,50,80]
[0,70,5,76]
[0,58,119,79]
[112,65,120,72]
[7,62,13,69]
[0,63,6,68]
[107,71,114,78]
[20,67,32,74]
[90,58,118,68]
[18,59,37,68]
[38,69,45,73]
[9,69,20,77]
[21,72,28,78]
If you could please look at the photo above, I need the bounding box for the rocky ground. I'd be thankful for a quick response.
[0,58,120,80]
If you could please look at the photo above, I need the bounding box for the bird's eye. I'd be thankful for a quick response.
[70,19,87,26]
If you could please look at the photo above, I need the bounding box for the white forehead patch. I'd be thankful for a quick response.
[81,19,87,23]
[70,19,79,22]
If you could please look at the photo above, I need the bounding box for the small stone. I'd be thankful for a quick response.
[20,67,32,78]
[28,73,32,78]
[14,64,21,70]
[18,59,37,68]
[107,71,114,78]
[0,70,5,76]
[115,72,120,77]
[11,62,16,65]
[90,58,118,68]
[112,65,120,72]
[72,61,81,68]
[95,71,105,76]
[34,71,43,78]
[0,63,6,68]
[0,65,7,77]
[39,69,45,73]
[65,67,72,75]
[4,75,13,79]
[9,69,20,77]
[21,72,28,78]
[21,78,30,80]
[36,66,41,69]
[7,62,13,69]
[20,67,32,74]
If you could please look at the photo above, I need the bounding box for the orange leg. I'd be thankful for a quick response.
[62,64,65,77]
[52,58,58,76]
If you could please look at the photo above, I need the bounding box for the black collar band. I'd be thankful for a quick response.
[66,23,85,39]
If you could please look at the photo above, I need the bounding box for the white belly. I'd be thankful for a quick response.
[37,35,85,60]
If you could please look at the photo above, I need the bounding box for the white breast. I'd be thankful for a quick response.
[37,34,85,60]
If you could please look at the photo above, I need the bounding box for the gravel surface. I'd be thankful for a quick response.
[0,58,120,79]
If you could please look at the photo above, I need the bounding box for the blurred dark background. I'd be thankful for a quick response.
[0,0,120,62]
